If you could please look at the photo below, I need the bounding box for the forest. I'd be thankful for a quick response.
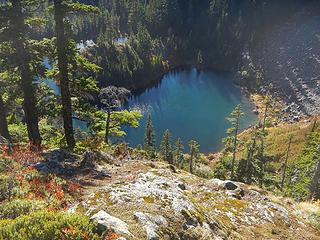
[0,0,319,239]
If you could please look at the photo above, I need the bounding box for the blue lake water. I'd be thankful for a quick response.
[124,68,257,153]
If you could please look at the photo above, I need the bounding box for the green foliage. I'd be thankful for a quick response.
[0,199,46,219]
[160,129,173,164]
[194,163,215,179]
[8,123,28,144]
[173,138,184,168]
[0,210,100,240]
[109,110,143,138]
[223,105,244,153]
[0,174,16,201]
[213,155,232,180]
[284,131,320,201]
[36,84,60,119]
[39,119,65,148]
[144,113,156,155]
[236,126,262,184]
[188,140,200,174]
[66,2,100,14]
[223,105,244,179]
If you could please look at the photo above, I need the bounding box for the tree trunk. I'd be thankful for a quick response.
[12,0,41,148]
[231,117,239,180]
[259,103,268,187]
[0,93,10,140]
[281,136,293,191]
[246,131,257,184]
[189,155,193,174]
[311,118,317,132]
[54,0,75,150]
[105,108,111,143]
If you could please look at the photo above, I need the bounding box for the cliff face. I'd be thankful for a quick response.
[47,152,320,240]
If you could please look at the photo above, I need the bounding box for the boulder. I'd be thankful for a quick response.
[224,181,238,191]
[211,179,245,199]
[211,179,242,191]
[90,210,132,237]
[134,212,167,240]
[43,149,79,162]
[80,151,114,168]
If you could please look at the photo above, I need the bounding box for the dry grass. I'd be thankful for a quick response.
[238,116,319,169]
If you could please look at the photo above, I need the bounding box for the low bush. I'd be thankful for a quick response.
[0,210,100,240]
[194,163,215,179]
[0,174,15,201]
[0,199,46,219]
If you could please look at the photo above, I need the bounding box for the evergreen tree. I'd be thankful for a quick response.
[244,125,260,184]
[52,0,99,150]
[258,96,271,187]
[285,130,320,201]
[144,113,156,154]
[310,145,320,199]
[160,129,173,164]
[189,140,200,174]
[98,86,131,143]
[281,135,293,191]
[174,138,184,168]
[0,89,10,140]
[53,0,76,150]
[0,0,42,148]
[224,104,244,180]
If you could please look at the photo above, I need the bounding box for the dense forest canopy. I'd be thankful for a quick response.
[70,0,305,90]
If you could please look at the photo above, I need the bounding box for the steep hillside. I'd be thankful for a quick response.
[249,1,320,118]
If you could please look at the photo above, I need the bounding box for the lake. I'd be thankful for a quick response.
[124,67,257,153]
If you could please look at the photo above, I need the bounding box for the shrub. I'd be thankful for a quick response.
[0,211,100,240]
[0,199,46,219]
[39,119,65,149]
[194,163,215,179]
[0,174,15,201]
[8,123,28,145]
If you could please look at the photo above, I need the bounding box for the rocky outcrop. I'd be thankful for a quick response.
[71,160,320,240]
[32,149,112,179]
[134,212,167,240]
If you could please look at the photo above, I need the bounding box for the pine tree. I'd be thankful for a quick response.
[160,129,173,164]
[99,86,131,143]
[144,113,156,154]
[0,0,42,148]
[174,138,184,168]
[189,140,200,174]
[310,145,320,199]
[0,90,10,140]
[53,0,75,150]
[244,125,260,184]
[52,0,99,150]
[258,96,271,187]
[281,135,293,191]
[224,104,244,180]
